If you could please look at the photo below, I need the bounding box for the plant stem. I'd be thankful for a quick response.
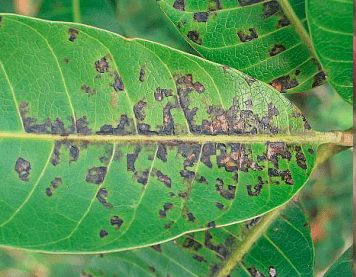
[71,0,81,23]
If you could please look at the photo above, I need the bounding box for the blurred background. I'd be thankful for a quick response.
[0,0,353,276]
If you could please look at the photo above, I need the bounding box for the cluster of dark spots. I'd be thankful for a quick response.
[178,192,188,199]
[205,231,230,259]
[257,154,266,162]
[237,28,258,42]
[81,85,97,96]
[138,123,158,135]
[109,72,125,92]
[159,203,173,218]
[270,75,298,92]
[68,27,79,42]
[97,114,135,135]
[193,255,207,263]
[215,178,236,200]
[51,141,62,166]
[312,71,327,88]
[95,57,109,73]
[187,212,196,222]
[216,202,224,210]
[73,117,92,135]
[148,266,155,272]
[207,221,216,229]
[15,157,31,182]
[64,57,70,63]
[295,145,307,170]
[139,67,145,82]
[194,12,209,22]
[151,244,162,252]
[269,266,277,277]
[86,167,107,184]
[180,170,195,180]
[161,103,175,135]
[268,168,279,177]
[269,44,286,56]
[277,16,291,28]
[155,170,172,188]
[210,264,220,275]
[110,215,124,229]
[187,30,202,45]
[99,230,108,238]
[154,88,173,102]
[266,142,291,168]
[247,176,266,196]
[133,100,147,121]
[69,145,80,162]
[245,216,262,229]
[182,237,202,250]
[178,143,201,169]
[46,177,63,197]
[238,0,263,6]
[164,221,174,229]
[308,148,315,155]
[208,0,222,10]
[96,188,113,208]
[248,266,266,277]
[134,170,149,185]
[156,144,167,162]
[127,146,141,172]
[173,0,185,11]
[262,1,281,18]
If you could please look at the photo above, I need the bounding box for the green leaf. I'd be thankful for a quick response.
[306,0,353,104]
[0,0,15,13]
[82,202,314,276]
[157,0,326,93]
[0,14,341,253]
[35,0,124,34]
[324,246,353,277]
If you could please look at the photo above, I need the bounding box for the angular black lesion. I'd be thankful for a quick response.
[95,57,110,73]
[270,75,299,93]
[187,31,203,45]
[110,215,124,229]
[127,146,141,172]
[312,71,327,88]
[68,27,79,42]
[237,28,258,42]
[139,67,145,82]
[86,167,107,184]
[173,0,185,11]
[269,44,286,56]
[247,176,265,196]
[96,188,113,208]
[194,12,209,23]
[238,0,263,6]
[15,157,31,182]
[133,100,147,121]
[97,114,136,136]
[156,144,167,162]
[262,1,282,18]
[156,170,172,188]
[151,244,162,252]
[205,231,230,259]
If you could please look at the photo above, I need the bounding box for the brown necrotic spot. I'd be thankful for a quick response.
[95,57,109,73]
[270,75,298,92]
[280,170,294,185]
[139,67,145,82]
[110,215,124,229]
[187,30,202,45]
[269,44,286,56]
[64,57,70,63]
[156,144,167,162]
[194,12,209,22]
[136,170,149,185]
[183,237,202,250]
[51,177,63,189]
[187,212,196,222]
[238,0,263,6]
[205,231,230,259]
[216,202,224,210]
[73,117,92,135]
[96,188,113,208]
[111,72,125,92]
[247,176,265,196]
[86,167,107,184]
[148,266,155,272]
[312,71,327,88]
[81,85,97,96]
[295,146,307,170]
[45,188,53,197]
[237,28,258,42]
[127,146,141,172]
[245,217,262,229]
[15,158,31,182]
[262,1,281,18]
[133,100,147,121]
[278,16,291,27]
[151,244,162,252]
[99,230,108,238]
[68,27,79,42]
[308,148,315,155]
[173,0,185,11]
[156,170,172,188]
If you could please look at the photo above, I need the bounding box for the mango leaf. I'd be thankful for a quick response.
[35,0,124,34]
[157,0,327,94]
[324,245,353,277]
[306,0,353,104]
[0,14,342,253]
[82,202,314,276]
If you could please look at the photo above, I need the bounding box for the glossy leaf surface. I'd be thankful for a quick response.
[157,0,326,93]
[306,0,353,104]
[82,202,314,276]
[0,14,319,252]
[324,245,353,277]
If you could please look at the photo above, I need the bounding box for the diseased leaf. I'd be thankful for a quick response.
[324,245,353,277]
[82,202,314,276]
[0,14,340,253]
[306,0,353,104]
[36,0,124,34]
[157,0,326,93]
